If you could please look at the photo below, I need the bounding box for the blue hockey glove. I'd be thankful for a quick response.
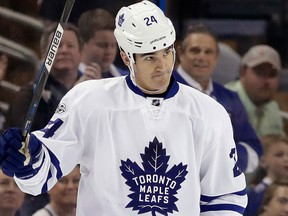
[0,128,43,179]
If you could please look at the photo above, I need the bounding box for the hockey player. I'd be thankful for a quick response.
[0,1,247,215]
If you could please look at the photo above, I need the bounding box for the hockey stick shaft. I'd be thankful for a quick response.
[22,0,75,139]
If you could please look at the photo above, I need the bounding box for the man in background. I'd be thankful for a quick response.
[174,23,262,174]
[226,45,285,137]
[77,8,128,78]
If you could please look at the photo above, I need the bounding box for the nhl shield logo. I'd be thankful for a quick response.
[151,99,160,107]
[120,137,188,215]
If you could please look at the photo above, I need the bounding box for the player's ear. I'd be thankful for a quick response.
[120,51,131,67]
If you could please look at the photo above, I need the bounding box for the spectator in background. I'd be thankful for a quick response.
[226,45,285,137]
[244,134,288,216]
[8,22,97,216]
[174,23,262,174]
[212,42,241,85]
[258,180,288,216]
[77,8,128,78]
[35,22,83,128]
[5,23,99,131]
[32,166,80,216]
[0,169,25,216]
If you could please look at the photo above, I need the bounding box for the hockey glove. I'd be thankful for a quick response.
[0,127,43,179]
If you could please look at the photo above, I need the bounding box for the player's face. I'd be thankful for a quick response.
[261,142,288,180]
[263,186,288,216]
[82,30,117,72]
[49,166,80,209]
[0,170,25,212]
[50,30,81,74]
[133,46,174,93]
[240,63,279,106]
[179,33,218,89]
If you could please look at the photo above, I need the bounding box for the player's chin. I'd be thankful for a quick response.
[153,79,170,91]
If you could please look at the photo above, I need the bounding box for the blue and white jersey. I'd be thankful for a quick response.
[15,75,247,216]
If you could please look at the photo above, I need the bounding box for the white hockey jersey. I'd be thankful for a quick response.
[15,75,247,215]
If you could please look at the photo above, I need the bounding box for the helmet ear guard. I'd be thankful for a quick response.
[114,0,176,62]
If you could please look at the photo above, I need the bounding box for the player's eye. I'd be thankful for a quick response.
[164,48,173,56]
[143,55,155,61]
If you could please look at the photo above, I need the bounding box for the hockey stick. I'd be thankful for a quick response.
[21,0,75,164]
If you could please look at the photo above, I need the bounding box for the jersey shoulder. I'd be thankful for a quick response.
[178,82,226,111]
[177,82,231,125]
[60,76,130,112]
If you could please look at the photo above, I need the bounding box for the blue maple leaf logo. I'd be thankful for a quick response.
[120,137,188,216]
[118,13,125,27]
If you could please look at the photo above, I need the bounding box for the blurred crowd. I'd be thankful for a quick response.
[0,0,288,216]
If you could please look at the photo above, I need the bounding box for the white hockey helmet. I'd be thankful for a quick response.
[114,0,176,63]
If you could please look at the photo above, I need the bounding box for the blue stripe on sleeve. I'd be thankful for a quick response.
[48,148,63,180]
[41,169,51,193]
[200,203,245,214]
[40,148,63,193]
[200,188,247,202]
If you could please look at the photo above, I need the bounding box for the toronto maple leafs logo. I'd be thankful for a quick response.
[118,13,125,27]
[120,137,188,216]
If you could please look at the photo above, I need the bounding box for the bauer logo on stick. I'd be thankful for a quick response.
[22,0,75,139]
[45,25,64,71]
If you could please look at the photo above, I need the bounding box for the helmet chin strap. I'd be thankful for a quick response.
[129,48,176,95]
